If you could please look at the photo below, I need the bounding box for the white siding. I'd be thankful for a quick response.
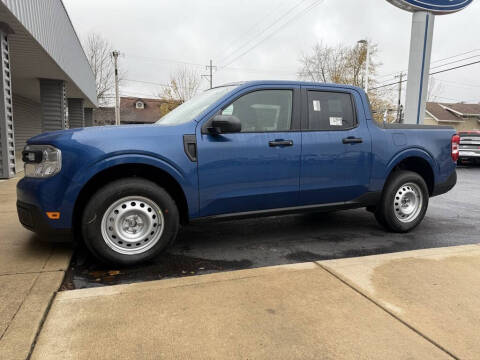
[1,0,97,106]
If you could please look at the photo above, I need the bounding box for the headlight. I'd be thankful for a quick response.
[22,145,62,178]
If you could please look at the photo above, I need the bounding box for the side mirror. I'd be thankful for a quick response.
[208,115,241,135]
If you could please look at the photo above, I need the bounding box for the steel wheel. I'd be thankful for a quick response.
[393,182,423,223]
[100,196,164,255]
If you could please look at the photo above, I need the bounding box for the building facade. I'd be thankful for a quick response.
[0,0,97,179]
[93,97,180,125]
[425,102,480,132]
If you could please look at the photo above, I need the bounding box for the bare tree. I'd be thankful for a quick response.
[83,33,116,106]
[298,41,395,123]
[298,41,378,89]
[161,66,201,103]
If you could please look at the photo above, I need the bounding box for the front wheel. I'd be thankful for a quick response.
[375,170,429,233]
[81,178,179,265]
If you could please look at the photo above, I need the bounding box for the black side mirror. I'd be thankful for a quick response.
[208,115,241,135]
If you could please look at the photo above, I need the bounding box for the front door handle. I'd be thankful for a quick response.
[342,137,363,144]
[269,139,294,147]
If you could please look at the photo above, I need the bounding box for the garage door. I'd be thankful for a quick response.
[13,94,42,166]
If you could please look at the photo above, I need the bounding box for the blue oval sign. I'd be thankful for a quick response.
[387,0,473,14]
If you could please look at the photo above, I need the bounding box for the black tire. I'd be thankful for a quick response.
[374,209,388,229]
[375,170,429,233]
[81,178,179,266]
[367,205,388,228]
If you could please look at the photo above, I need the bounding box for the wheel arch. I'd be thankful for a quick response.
[72,163,190,239]
[385,152,435,195]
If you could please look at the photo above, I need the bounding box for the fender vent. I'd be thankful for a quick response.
[183,134,197,162]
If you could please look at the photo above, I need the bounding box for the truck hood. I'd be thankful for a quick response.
[27,123,194,146]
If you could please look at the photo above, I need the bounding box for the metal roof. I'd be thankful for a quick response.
[0,0,97,107]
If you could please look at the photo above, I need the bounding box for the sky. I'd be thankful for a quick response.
[63,0,480,104]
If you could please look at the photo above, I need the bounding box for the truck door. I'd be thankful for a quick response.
[196,87,302,217]
[299,87,372,205]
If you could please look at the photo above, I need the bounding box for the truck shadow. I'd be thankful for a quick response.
[63,206,478,290]
[63,210,380,289]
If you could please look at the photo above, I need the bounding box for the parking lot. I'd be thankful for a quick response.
[63,165,480,289]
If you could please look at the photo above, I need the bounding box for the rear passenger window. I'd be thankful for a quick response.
[307,91,356,130]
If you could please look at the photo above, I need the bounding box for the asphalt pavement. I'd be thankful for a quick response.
[63,165,480,289]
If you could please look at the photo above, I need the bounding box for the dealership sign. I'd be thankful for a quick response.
[386,0,474,124]
[386,0,473,14]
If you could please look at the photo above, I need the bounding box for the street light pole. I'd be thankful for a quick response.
[358,40,369,93]
[395,72,404,123]
[112,50,121,125]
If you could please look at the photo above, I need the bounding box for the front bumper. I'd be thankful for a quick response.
[431,170,457,197]
[17,201,73,242]
[17,201,72,242]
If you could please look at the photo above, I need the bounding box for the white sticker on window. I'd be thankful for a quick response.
[329,117,343,126]
[313,100,321,112]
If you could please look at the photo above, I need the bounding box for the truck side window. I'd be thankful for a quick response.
[222,90,293,132]
[307,91,356,130]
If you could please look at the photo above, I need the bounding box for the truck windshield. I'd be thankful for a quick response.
[156,85,238,125]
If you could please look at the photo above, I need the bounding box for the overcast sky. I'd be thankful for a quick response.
[63,0,480,104]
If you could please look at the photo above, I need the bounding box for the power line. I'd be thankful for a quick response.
[371,59,480,90]
[374,55,480,88]
[220,0,325,68]
[431,60,480,75]
[430,54,480,71]
[218,0,311,66]
[123,79,172,87]
[214,0,295,60]
[376,48,480,80]
[124,53,297,75]
[221,0,324,68]
[124,54,204,67]
[123,79,206,91]
[376,54,480,86]
[220,66,296,74]
[430,48,480,66]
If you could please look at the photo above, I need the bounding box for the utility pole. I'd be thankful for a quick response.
[395,72,404,123]
[112,50,121,125]
[202,60,217,89]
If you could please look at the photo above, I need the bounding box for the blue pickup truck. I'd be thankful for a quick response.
[17,81,458,265]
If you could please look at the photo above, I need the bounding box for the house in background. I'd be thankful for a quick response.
[425,102,480,132]
[93,97,180,125]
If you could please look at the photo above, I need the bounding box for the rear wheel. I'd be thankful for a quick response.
[375,170,429,233]
[81,178,179,265]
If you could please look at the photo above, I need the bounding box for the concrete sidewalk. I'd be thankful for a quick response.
[322,244,480,359]
[0,177,72,360]
[31,244,480,360]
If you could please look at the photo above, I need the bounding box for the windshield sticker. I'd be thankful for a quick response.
[313,100,321,112]
[329,117,343,126]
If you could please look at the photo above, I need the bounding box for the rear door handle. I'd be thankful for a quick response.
[269,139,294,147]
[342,137,363,144]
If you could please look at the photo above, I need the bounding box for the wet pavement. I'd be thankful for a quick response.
[62,165,480,290]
